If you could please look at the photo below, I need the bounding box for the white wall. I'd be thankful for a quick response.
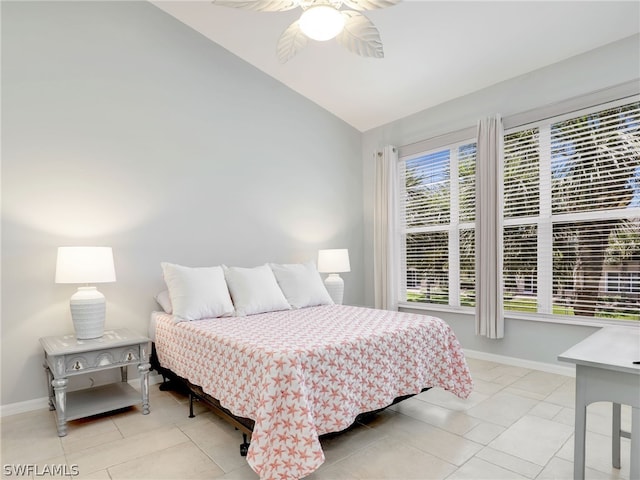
[362,35,640,365]
[1,1,363,406]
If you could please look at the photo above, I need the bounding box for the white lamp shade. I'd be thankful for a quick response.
[317,249,350,273]
[55,247,116,284]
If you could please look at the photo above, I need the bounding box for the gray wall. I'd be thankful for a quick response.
[362,35,640,365]
[3,0,639,409]
[1,1,363,406]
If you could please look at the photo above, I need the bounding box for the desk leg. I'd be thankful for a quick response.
[138,362,151,415]
[574,375,587,480]
[613,403,621,469]
[632,406,639,480]
[52,378,68,437]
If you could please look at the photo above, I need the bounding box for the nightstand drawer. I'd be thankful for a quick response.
[65,345,143,373]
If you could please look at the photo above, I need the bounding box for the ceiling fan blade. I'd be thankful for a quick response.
[212,0,299,12]
[277,20,309,63]
[336,10,384,58]
[341,0,400,12]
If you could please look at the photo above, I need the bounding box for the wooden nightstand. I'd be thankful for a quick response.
[40,328,151,437]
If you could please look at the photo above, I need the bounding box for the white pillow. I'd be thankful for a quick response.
[223,264,291,316]
[161,262,234,321]
[270,261,334,309]
[154,290,173,314]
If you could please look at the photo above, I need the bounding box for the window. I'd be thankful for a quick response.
[399,141,477,307]
[398,98,640,322]
[606,271,640,294]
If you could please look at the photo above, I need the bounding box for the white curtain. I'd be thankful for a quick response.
[475,116,505,339]
[374,145,399,311]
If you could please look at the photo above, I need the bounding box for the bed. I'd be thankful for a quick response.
[150,303,473,480]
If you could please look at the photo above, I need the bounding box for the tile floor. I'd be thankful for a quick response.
[0,358,633,479]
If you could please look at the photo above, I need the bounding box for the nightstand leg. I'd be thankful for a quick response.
[52,378,69,437]
[120,365,128,383]
[138,362,151,415]
[44,364,55,411]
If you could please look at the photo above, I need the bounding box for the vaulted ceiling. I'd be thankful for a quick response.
[151,1,640,131]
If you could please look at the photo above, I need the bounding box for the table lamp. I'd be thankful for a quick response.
[55,246,116,339]
[317,248,350,305]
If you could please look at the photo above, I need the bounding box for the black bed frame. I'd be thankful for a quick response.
[150,343,429,456]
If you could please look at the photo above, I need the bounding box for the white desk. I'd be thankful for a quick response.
[558,326,640,480]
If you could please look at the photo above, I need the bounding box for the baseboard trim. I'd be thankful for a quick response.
[1,373,164,418]
[464,349,575,378]
[0,397,50,418]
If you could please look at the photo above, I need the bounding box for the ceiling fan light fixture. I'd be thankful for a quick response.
[298,5,345,41]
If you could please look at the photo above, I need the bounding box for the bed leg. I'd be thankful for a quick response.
[158,375,171,391]
[240,434,250,457]
[189,393,195,418]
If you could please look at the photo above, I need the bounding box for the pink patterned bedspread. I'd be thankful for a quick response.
[154,305,472,480]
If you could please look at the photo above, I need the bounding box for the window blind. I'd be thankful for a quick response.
[504,100,640,320]
[400,141,476,307]
[397,96,639,322]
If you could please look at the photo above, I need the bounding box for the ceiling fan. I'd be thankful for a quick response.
[211,0,401,63]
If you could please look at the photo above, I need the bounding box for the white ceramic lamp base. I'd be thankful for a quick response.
[324,273,345,305]
[70,286,106,339]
